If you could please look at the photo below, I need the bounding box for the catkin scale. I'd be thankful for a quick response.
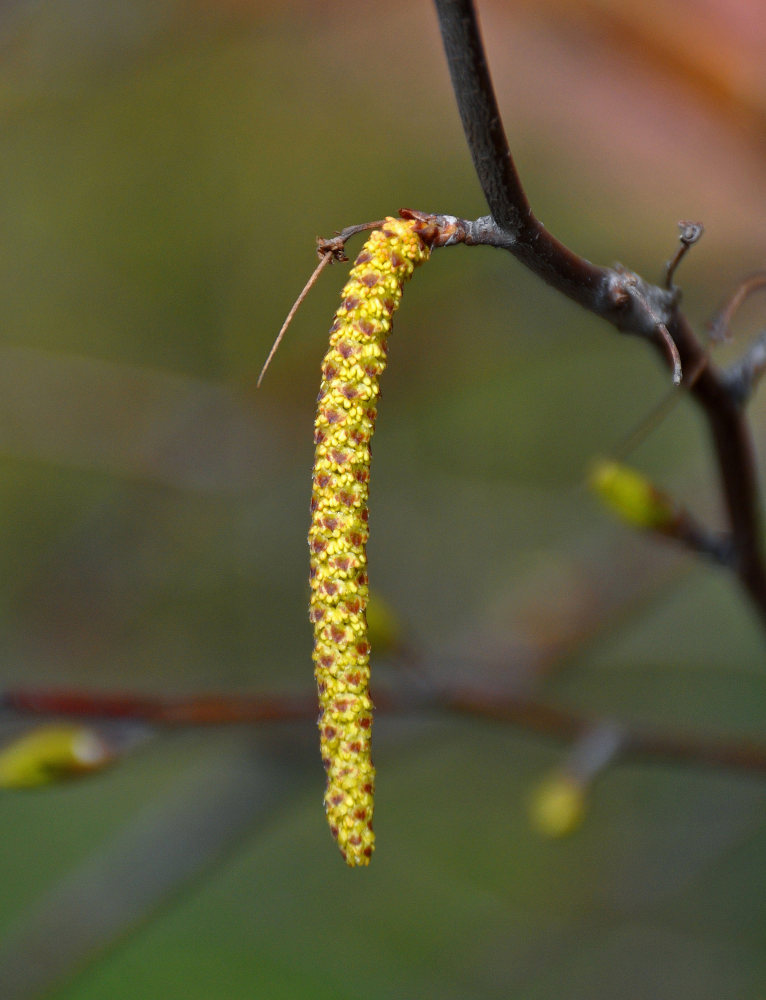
[309,216,432,865]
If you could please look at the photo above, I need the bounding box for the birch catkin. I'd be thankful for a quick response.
[309,216,432,865]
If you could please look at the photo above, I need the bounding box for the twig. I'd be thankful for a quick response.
[256,219,385,387]
[665,221,704,289]
[1,688,316,725]
[431,0,530,235]
[437,683,766,775]
[256,254,333,388]
[709,271,766,344]
[656,322,682,386]
[7,683,766,777]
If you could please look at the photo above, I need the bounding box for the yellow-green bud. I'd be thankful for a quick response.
[0,724,112,788]
[589,459,677,531]
[528,772,586,838]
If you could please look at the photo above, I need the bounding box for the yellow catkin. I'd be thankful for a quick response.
[309,216,432,865]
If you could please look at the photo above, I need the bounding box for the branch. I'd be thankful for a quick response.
[7,683,766,778]
[1,688,316,725]
[441,684,766,775]
[432,0,530,234]
[432,0,766,627]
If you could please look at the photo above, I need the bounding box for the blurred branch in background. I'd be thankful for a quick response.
[7,667,766,776]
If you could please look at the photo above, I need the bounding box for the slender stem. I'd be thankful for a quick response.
[441,684,766,774]
[257,253,333,387]
[665,221,704,289]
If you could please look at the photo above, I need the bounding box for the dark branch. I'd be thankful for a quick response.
[431,1,766,627]
[432,0,530,233]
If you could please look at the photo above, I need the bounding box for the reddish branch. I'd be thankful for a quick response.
[6,684,766,777]
[432,0,766,626]
[1,688,316,725]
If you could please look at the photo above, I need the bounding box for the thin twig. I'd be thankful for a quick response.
[256,253,333,388]
[672,511,733,567]
[656,322,682,385]
[709,271,766,343]
[256,218,387,388]
[665,221,704,289]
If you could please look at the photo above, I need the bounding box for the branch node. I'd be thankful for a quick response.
[607,270,682,384]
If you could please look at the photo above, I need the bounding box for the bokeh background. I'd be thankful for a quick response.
[1,0,766,996]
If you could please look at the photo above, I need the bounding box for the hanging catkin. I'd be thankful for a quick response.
[308,215,432,865]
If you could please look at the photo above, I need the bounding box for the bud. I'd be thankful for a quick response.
[0,724,113,788]
[528,772,586,838]
[589,459,677,531]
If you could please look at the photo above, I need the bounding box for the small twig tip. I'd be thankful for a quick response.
[665,221,704,289]
[256,252,334,388]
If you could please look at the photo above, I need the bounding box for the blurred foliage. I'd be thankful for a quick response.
[0,0,766,997]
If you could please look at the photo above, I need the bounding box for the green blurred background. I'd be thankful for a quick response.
[1,0,766,996]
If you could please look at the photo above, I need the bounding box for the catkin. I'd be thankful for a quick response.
[309,216,432,865]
